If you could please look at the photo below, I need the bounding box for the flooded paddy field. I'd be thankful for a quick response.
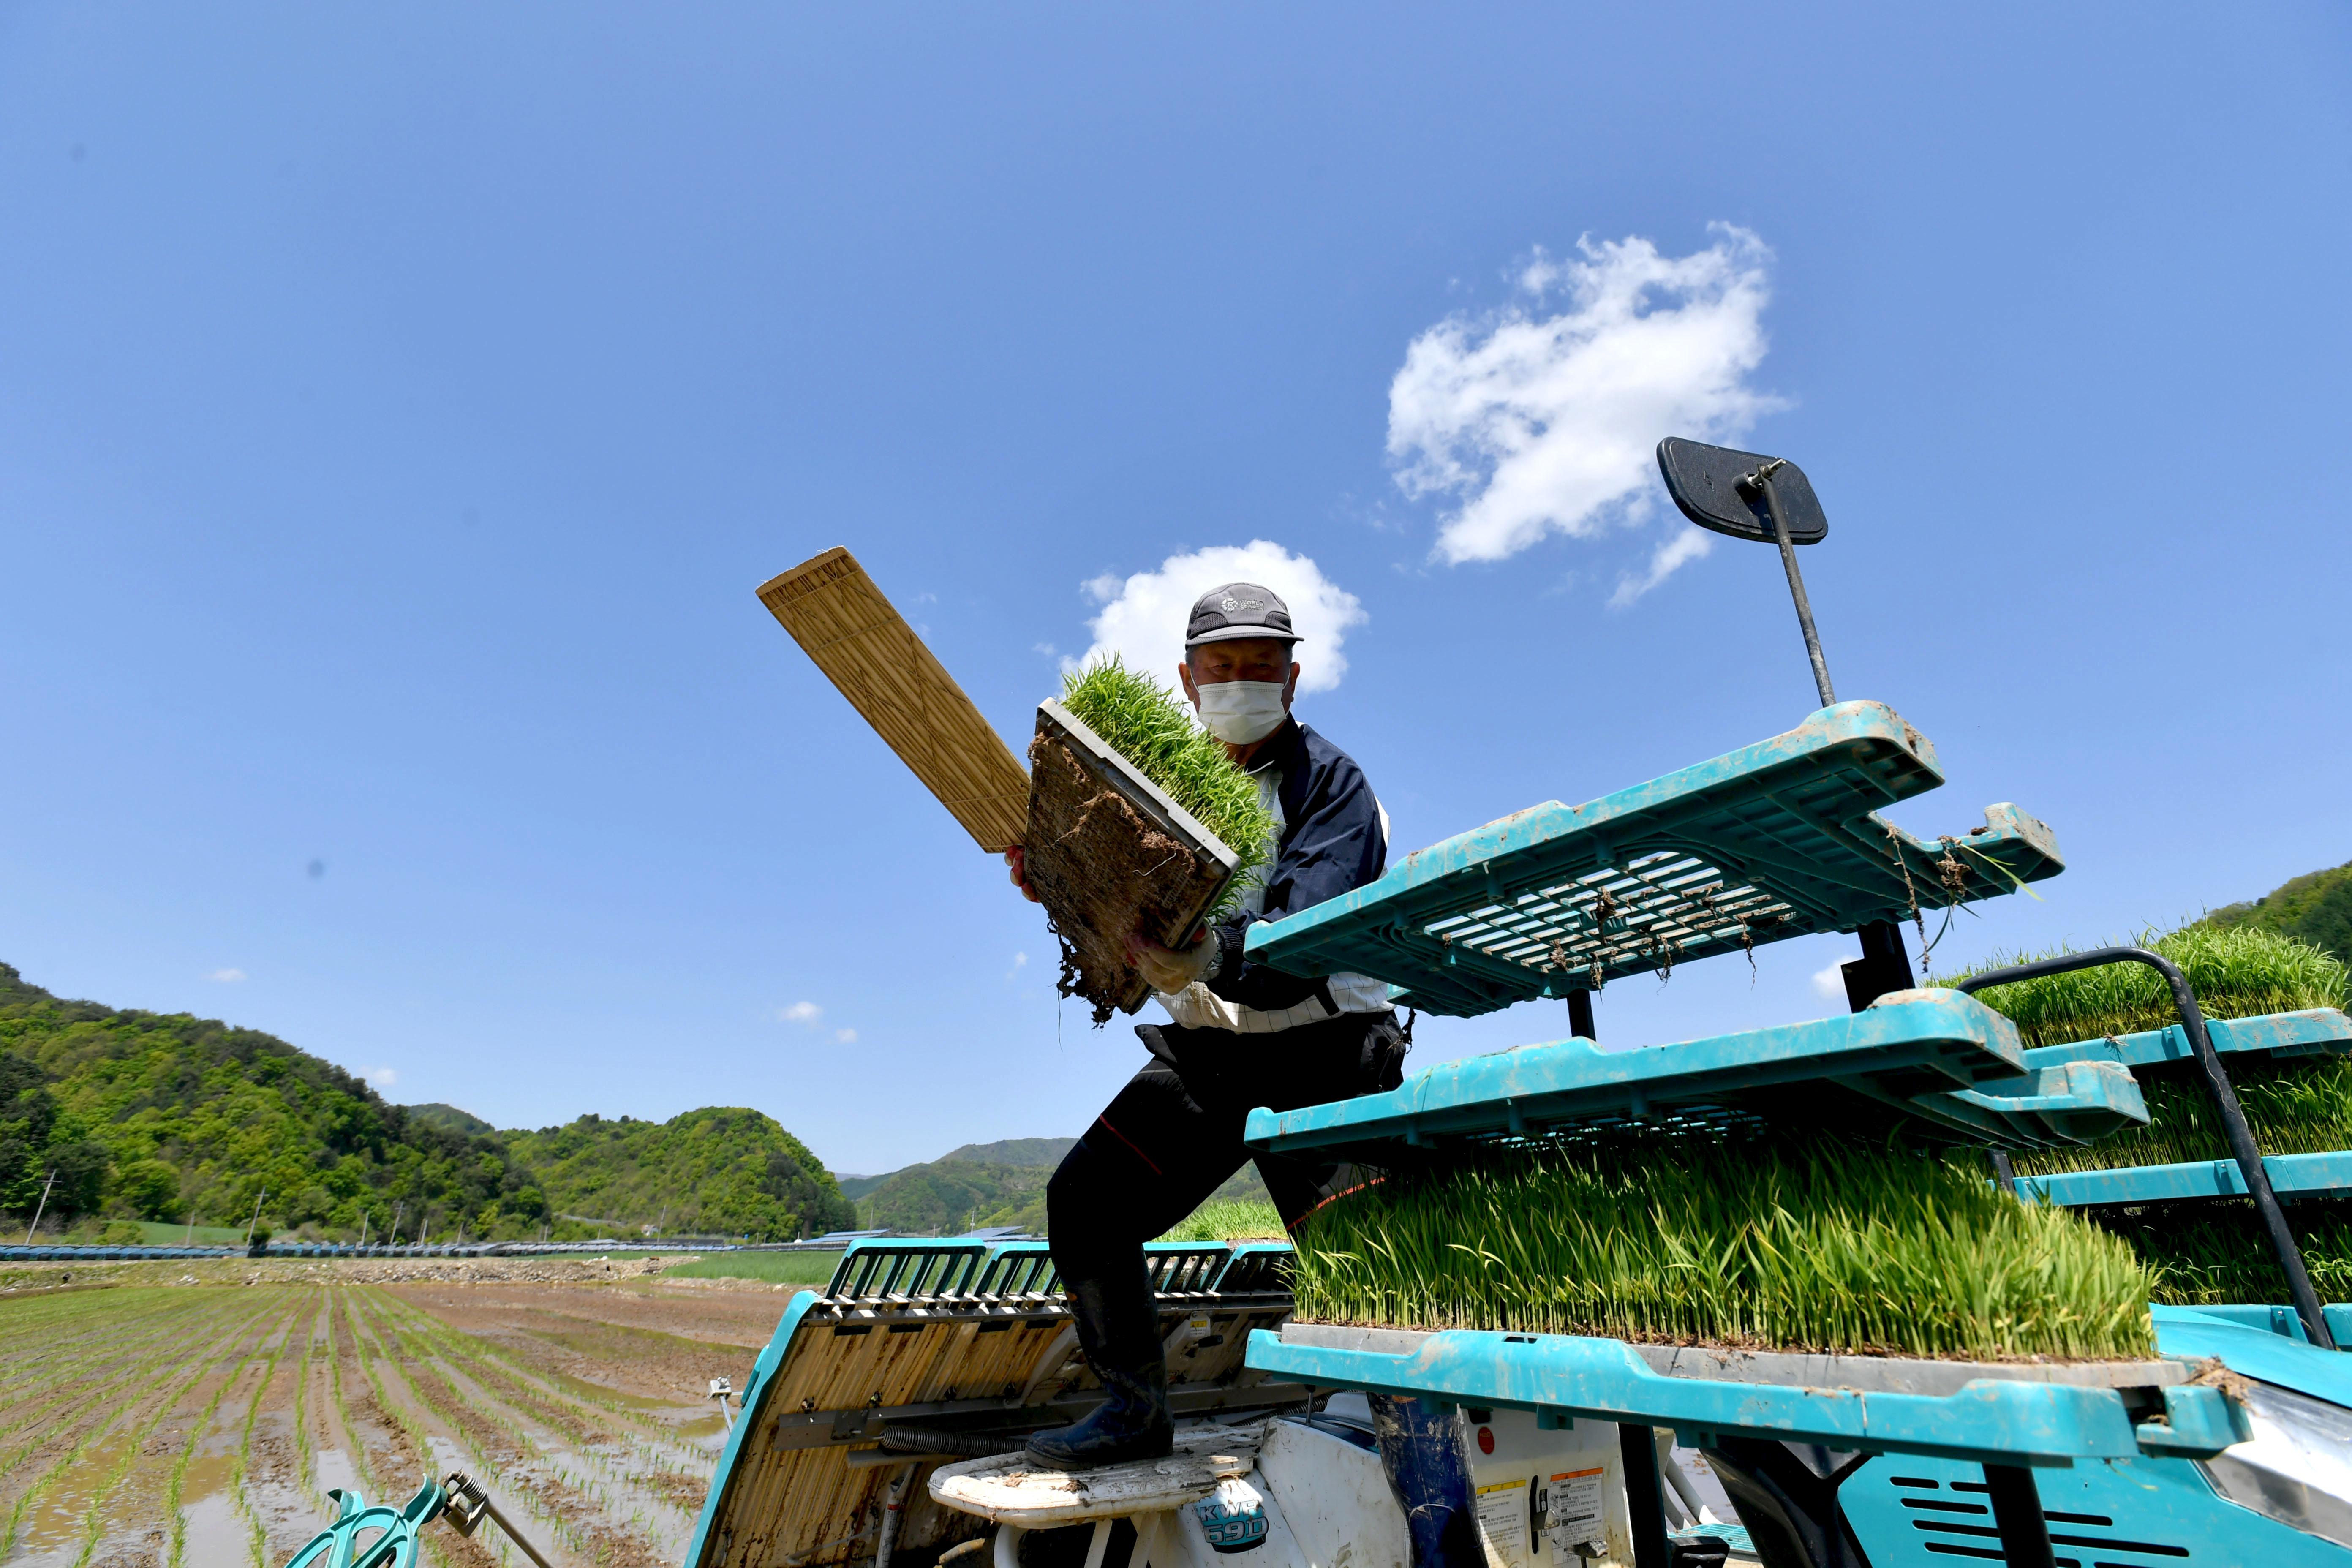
[0,1257,803,1568]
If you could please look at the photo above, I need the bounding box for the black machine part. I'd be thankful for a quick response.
[1655,438,1836,708]
[440,1471,555,1568]
[1957,944,2336,1351]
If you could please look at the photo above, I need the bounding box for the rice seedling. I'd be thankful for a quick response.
[1943,924,2348,1048]
[2096,1197,2352,1306]
[1290,1131,2155,1361]
[1059,657,1277,916]
[2017,1056,2352,1176]
[1941,925,2352,1176]
[1160,1199,1287,1241]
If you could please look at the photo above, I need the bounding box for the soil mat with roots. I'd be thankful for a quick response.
[1024,725,1230,1024]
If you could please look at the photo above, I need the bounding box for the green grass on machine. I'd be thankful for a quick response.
[1288,1129,2156,1361]
[1946,924,2352,1176]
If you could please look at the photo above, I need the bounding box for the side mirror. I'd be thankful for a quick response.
[1655,437,1827,545]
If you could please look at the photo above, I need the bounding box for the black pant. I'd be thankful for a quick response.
[1047,1010,1408,1287]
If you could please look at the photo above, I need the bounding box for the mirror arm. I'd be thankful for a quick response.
[1745,460,1837,708]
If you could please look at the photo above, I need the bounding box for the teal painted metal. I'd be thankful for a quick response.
[2156,1306,2352,1394]
[283,1480,449,1568]
[683,1287,819,1568]
[2164,1301,2352,1351]
[1840,1451,2352,1567]
[1243,990,2145,1156]
[2022,1007,2352,1071]
[824,1239,991,1298]
[1241,1328,2219,1465]
[2019,1147,2352,1207]
[1240,701,2061,1017]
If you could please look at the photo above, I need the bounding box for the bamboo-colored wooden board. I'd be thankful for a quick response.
[758,547,1031,852]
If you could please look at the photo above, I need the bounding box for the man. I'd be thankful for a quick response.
[1003,582,1407,1470]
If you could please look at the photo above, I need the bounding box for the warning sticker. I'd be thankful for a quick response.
[1543,1467,1606,1553]
[1474,1478,1529,1565]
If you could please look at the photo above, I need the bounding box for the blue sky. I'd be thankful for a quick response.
[3,5,2347,1176]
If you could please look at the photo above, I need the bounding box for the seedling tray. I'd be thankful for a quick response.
[1024,699,1241,1021]
[1241,700,2061,1017]
[2020,1148,2352,1208]
[1247,1323,2238,1466]
[2021,1007,2352,1073]
[1242,990,2148,1158]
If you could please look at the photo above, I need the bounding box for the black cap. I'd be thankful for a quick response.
[1185,582,1299,648]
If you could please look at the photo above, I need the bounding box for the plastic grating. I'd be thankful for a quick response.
[825,1239,990,1299]
[1243,702,2062,1018]
[1244,991,2150,1158]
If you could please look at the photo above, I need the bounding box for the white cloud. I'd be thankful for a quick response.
[834,1028,858,1044]
[1387,224,1782,591]
[1811,963,1848,1001]
[779,1001,822,1024]
[207,968,246,983]
[1609,526,1715,608]
[1007,951,1028,980]
[1071,541,1366,695]
[362,1066,397,1087]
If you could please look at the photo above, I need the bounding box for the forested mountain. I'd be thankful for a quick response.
[0,962,852,1243]
[2204,860,2352,963]
[853,1138,1267,1234]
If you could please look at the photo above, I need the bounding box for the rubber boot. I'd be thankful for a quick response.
[1024,1274,1173,1470]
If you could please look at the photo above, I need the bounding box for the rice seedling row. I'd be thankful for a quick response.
[1949,925,2348,1048]
[0,1294,215,1449]
[359,1289,705,1542]
[376,1292,711,1478]
[228,1297,307,1568]
[0,1289,277,1556]
[8,1290,286,1566]
[1293,1134,2155,1361]
[342,1289,610,1565]
[158,1295,305,1568]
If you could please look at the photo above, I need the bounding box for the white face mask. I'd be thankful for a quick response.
[1193,679,1289,745]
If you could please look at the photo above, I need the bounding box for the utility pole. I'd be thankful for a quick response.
[359,1211,370,1250]
[24,1169,57,1245]
[389,1203,403,1247]
[185,1210,196,1247]
[245,1189,269,1248]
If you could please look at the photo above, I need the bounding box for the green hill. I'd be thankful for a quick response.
[940,1137,1076,1167]
[854,1139,1269,1236]
[2202,859,2352,966]
[0,961,852,1244]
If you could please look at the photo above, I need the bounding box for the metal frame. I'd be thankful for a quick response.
[1956,946,2337,1350]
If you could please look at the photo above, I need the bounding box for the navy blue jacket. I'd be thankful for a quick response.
[1202,718,1387,1012]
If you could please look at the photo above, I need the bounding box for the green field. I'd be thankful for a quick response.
[662,1249,846,1285]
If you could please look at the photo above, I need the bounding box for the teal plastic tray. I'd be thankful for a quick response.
[1243,702,2061,1017]
[1243,990,2146,1157]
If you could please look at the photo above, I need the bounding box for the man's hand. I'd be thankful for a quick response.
[1004,846,1040,903]
[1129,929,1215,994]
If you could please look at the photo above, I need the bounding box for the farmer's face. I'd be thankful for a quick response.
[1179,638,1298,707]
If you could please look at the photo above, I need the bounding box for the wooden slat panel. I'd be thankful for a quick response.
[759,548,1031,852]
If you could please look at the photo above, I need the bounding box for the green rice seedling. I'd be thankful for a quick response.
[1291,1131,2155,1361]
[1060,657,1277,917]
[1943,925,2352,1176]
[2098,1196,2352,1306]
[1943,924,2348,1048]
[2017,1055,2352,1176]
[1160,1199,1287,1241]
